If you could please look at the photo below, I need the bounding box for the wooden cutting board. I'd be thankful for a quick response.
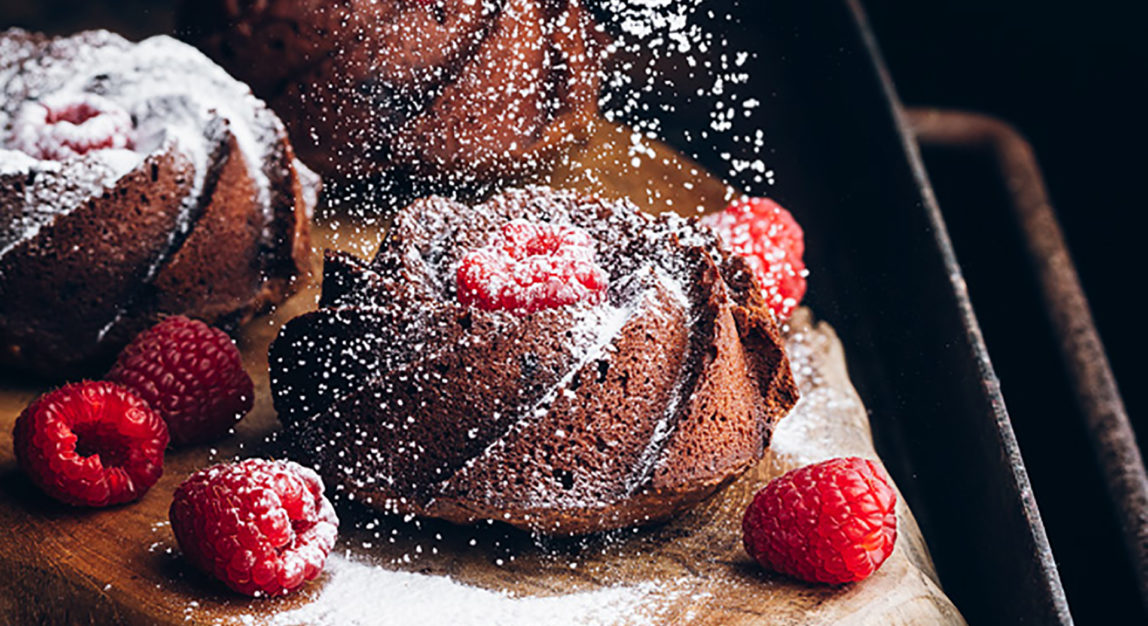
[0,123,965,625]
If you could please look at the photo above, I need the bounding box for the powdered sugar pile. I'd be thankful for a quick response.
[265,554,688,626]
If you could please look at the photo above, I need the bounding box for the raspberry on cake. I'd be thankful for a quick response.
[169,458,339,597]
[457,219,609,313]
[12,381,169,507]
[0,28,315,377]
[742,457,898,584]
[701,197,808,320]
[8,93,135,160]
[107,316,254,446]
[269,186,800,534]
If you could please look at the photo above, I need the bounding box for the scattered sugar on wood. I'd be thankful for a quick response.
[262,554,688,626]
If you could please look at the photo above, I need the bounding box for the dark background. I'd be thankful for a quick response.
[2,0,1145,621]
[864,1,1147,622]
[866,1,1145,440]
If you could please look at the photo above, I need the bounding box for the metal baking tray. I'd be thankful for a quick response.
[0,0,1075,622]
[910,108,1148,623]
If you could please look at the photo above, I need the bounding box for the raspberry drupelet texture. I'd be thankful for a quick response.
[169,458,339,597]
[12,381,169,507]
[701,197,807,320]
[457,219,608,314]
[742,457,897,585]
[8,93,134,160]
[107,316,253,446]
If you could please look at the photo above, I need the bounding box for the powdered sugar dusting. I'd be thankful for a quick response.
[574,0,771,202]
[452,298,632,480]
[770,312,871,465]
[0,147,140,256]
[171,309,954,625]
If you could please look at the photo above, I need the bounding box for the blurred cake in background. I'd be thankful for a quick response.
[269,186,799,534]
[179,0,606,187]
[0,28,315,377]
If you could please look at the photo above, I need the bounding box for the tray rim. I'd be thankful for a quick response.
[908,106,1148,616]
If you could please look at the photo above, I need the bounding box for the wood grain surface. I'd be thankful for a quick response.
[0,123,965,625]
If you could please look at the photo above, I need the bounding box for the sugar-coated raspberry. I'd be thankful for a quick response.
[701,197,808,320]
[742,457,897,585]
[169,458,339,597]
[107,316,253,446]
[12,381,169,507]
[7,93,134,160]
[457,219,608,314]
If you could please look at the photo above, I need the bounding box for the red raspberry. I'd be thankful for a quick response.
[742,457,897,585]
[169,458,339,597]
[8,93,134,160]
[701,197,808,320]
[12,381,168,507]
[107,316,253,446]
[457,219,608,314]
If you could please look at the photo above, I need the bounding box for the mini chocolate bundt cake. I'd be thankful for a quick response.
[269,187,798,534]
[180,0,605,185]
[0,29,315,376]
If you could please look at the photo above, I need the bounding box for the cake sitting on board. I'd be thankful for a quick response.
[269,186,799,534]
